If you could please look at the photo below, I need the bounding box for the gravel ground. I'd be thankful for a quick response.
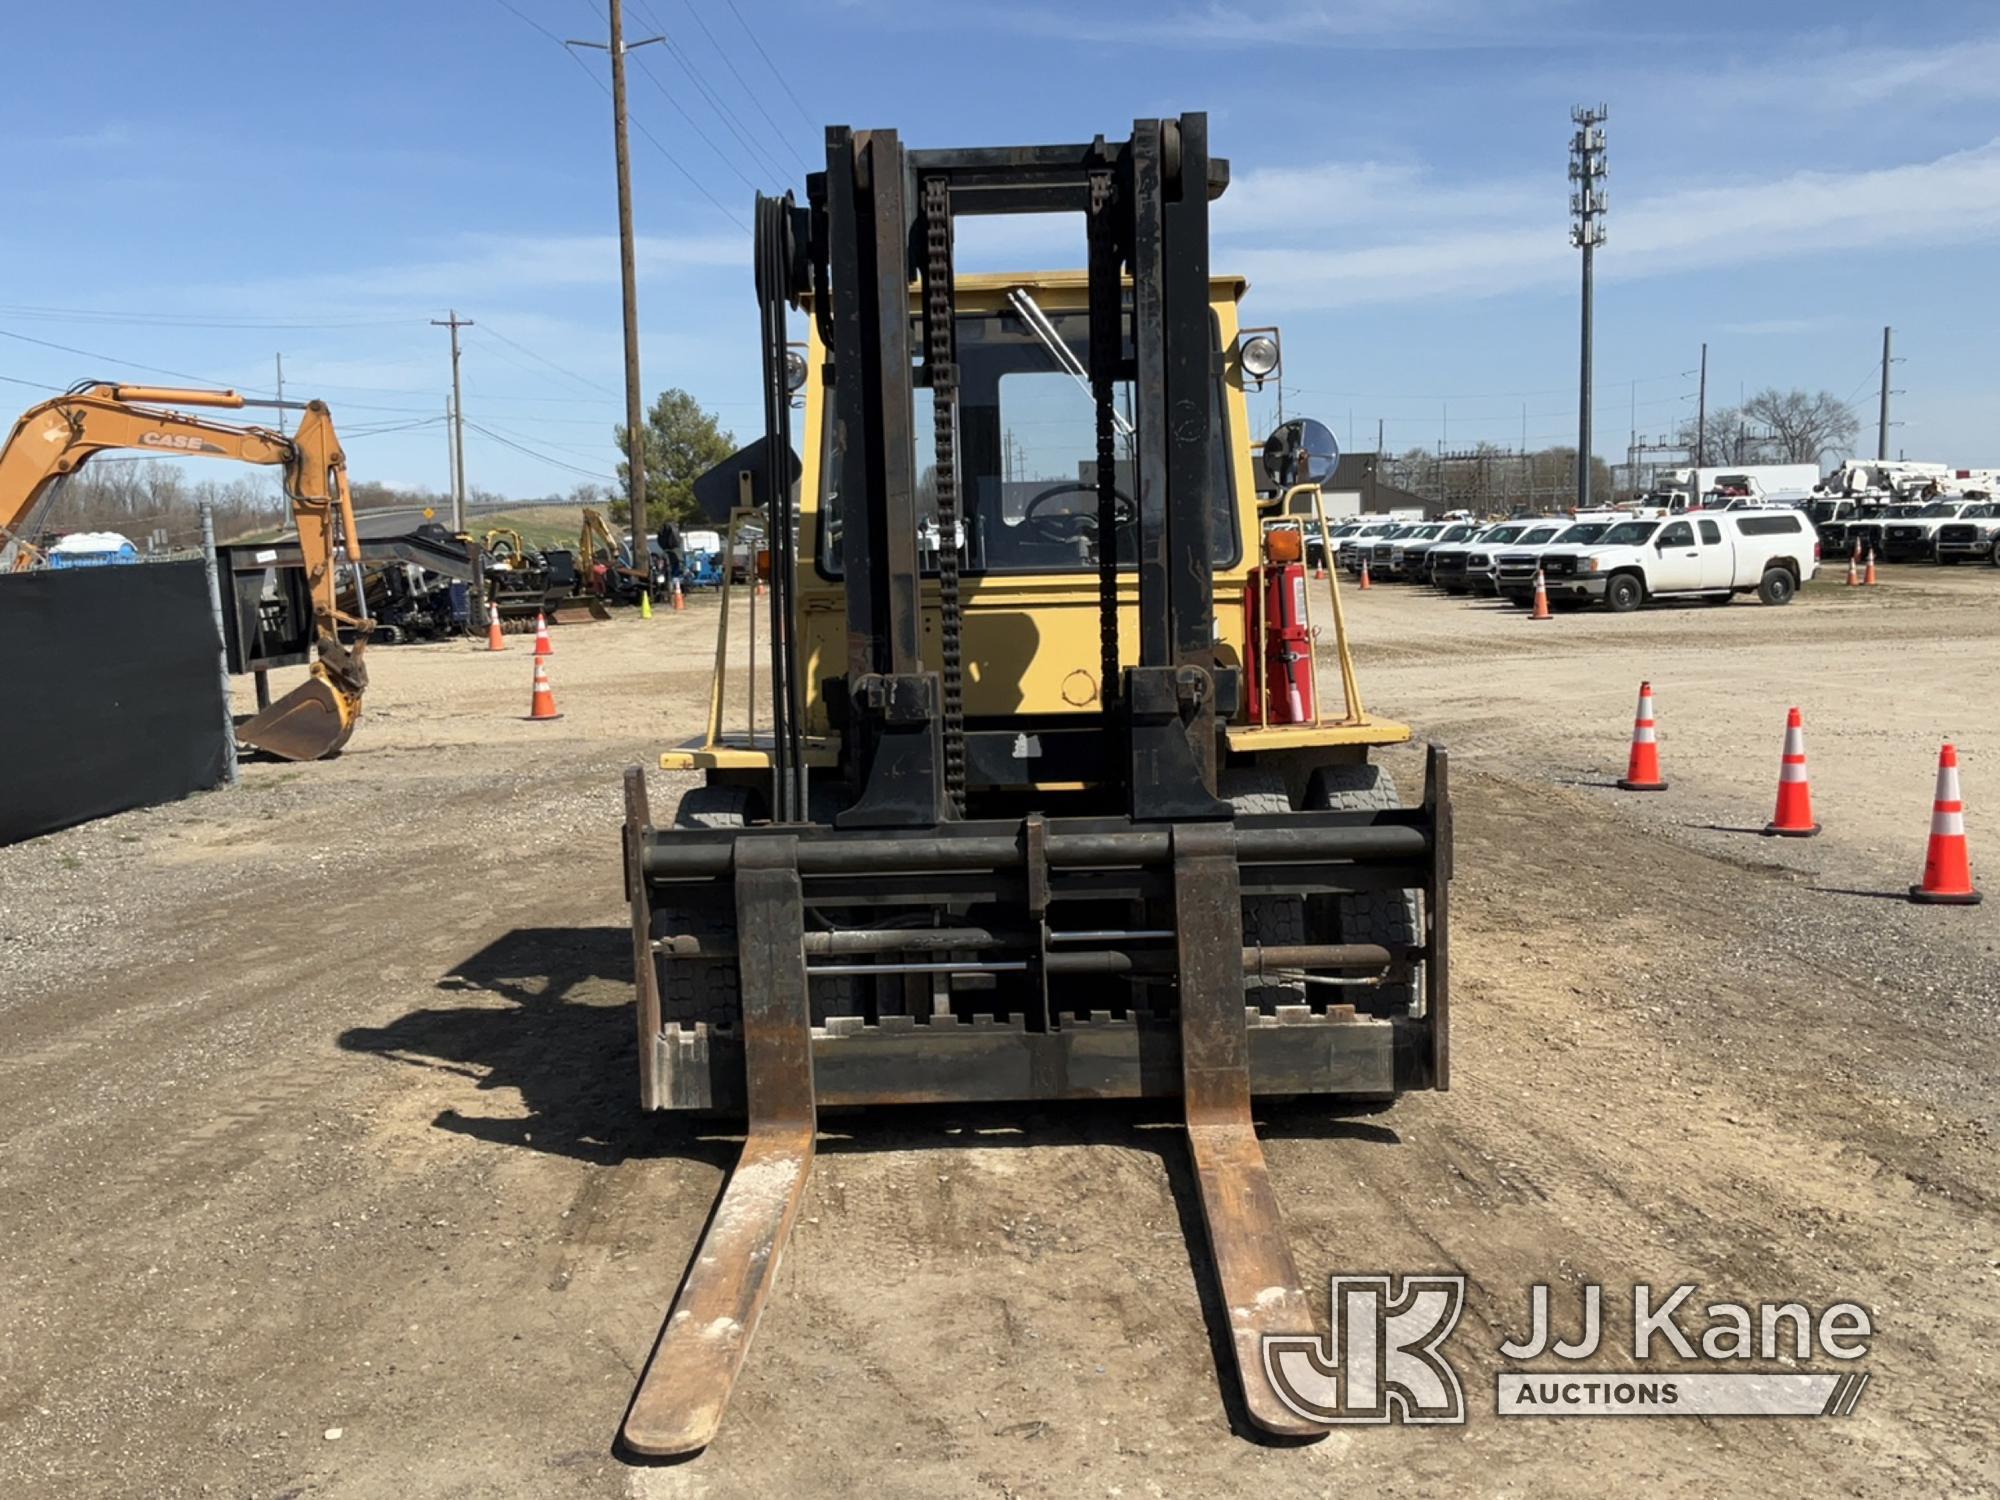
[0,567,1994,1499]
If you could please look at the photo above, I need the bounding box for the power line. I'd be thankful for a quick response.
[464,419,620,482]
[490,0,751,232]
[0,327,267,394]
[677,0,811,173]
[629,0,788,186]
[724,0,816,134]
[470,417,618,461]
[1289,370,1684,403]
[626,47,767,193]
[473,324,623,398]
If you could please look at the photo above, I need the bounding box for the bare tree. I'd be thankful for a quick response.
[1738,388,1858,466]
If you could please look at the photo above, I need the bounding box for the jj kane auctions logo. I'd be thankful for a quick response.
[1264,1277,1873,1424]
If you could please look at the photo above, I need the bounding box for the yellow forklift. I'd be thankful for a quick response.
[619,115,1452,1454]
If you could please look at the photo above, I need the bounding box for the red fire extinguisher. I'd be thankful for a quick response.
[1244,561,1315,725]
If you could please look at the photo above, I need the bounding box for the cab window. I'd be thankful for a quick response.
[1659,521,1694,547]
[816,303,1238,578]
[1698,519,1722,544]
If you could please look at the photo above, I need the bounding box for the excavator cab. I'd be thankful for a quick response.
[620,116,1452,1454]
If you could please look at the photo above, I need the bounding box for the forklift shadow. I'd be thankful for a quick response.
[337,925,733,1173]
[339,924,1401,1182]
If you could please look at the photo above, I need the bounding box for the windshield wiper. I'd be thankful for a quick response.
[1006,287,1135,444]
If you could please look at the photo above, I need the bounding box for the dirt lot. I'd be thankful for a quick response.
[2,565,1995,1499]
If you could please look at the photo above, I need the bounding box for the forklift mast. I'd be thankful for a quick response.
[753,116,1235,827]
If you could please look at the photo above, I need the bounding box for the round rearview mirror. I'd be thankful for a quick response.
[1261,417,1340,489]
[784,348,808,394]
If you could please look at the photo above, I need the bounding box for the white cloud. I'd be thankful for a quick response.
[1680,34,2000,115]
[1222,139,2000,310]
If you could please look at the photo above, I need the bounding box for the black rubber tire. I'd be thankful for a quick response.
[1757,567,1797,606]
[1221,767,1308,1010]
[1605,573,1644,613]
[1306,763,1422,1017]
[1701,592,1732,606]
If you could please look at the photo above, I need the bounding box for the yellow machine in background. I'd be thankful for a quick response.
[0,384,369,760]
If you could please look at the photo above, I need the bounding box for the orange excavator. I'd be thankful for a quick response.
[0,383,369,760]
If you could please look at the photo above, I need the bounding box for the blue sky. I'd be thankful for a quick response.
[3,0,1995,499]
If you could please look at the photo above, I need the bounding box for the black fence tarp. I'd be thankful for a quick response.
[2,561,228,845]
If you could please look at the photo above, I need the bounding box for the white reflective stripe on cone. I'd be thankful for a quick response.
[1781,762,1809,782]
[1633,726,1657,743]
[1933,809,1967,836]
[1784,726,1806,756]
[1938,766,1963,802]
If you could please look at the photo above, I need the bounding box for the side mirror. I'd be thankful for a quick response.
[1261,417,1339,489]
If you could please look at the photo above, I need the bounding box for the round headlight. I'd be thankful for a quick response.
[1240,334,1279,380]
[784,349,808,394]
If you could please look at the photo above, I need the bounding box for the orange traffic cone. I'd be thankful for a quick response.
[526,659,563,722]
[1864,548,1879,586]
[1910,744,1980,904]
[1851,540,1861,565]
[1763,707,1821,837]
[672,577,686,611]
[1617,681,1668,791]
[1845,554,1860,587]
[1359,560,1372,591]
[533,612,554,657]
[485,602,506,652]
[1529,566,1553,620]
[1313,559,1326,581]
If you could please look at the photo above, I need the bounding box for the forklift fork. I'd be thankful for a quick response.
[621,799,1328,1451]
[622,835,817,1458]
[1171,822,1322,1439]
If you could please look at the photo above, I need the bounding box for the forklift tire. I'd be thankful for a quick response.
[1221,767,1308,1011]
[1306,763,1422,1018]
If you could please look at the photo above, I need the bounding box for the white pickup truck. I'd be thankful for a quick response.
[1533,509,1820,612]
[1880,500,1975,563]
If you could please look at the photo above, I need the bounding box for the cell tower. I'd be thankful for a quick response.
[1569,104,1608,508]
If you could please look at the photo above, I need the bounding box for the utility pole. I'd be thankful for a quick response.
[1694,341,1707,471]
[432,310,472,531]
[1569,104,1608,508]
[445,397,459,511]
[274,353,287,436]
[1877,325,1893,461]
[569,5,664,571]
[1376,417,1384,456]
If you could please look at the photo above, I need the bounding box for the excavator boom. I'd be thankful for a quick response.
[0,383,369,760]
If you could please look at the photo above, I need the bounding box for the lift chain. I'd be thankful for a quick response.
[1086,170,1120,715]
[923,174,966,814]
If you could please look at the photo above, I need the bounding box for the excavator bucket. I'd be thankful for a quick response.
[237,666,358,761]
[550,595,613,626]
